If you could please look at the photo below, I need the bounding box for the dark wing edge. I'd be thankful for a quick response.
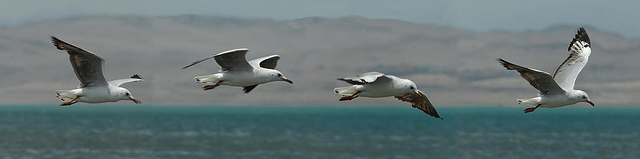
[213,49,251,71]
[395,91,442,119]
[567,27,590,52]
[242,85,258,93]
[337,77,366,85]
[497,58,563,95]
[51,36,107,87]
[182,56,215,69]
[357,72,386,83]
[108,74,144,87]
[250,55,280,69]
[131,74,143,79]
[336,72,387,85]
[553,27,591,78]
[51,36,93,53]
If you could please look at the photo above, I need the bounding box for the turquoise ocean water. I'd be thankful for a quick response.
[0,105,638,158]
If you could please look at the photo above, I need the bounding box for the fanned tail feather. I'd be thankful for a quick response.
[194,75,218,84]
[517,98,536,105]
[56,90,75,102]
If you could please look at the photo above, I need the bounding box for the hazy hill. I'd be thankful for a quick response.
[1,15,639,106]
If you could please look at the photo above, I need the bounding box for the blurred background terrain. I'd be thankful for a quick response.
[0,15,638,106]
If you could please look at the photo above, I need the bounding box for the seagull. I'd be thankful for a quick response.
[51,36,143,106]
[334,72,442,119]
[182,48,293,93]
[497,27,594,113]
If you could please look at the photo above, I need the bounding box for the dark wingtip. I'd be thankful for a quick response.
[51,36,64,50]
[568,27,590,51]
[496,58,510,69]
[242,85,258,93]
[429,111,443,120]
[131,74,143,79]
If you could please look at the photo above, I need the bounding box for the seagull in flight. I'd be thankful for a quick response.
[52,36,143,106]
[182,48,293,93]
[335,72,442,119]
[497,27,594,113]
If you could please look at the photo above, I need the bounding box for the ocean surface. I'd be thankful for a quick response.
[0,105,638,159]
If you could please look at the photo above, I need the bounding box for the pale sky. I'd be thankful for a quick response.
[2,0,639,38]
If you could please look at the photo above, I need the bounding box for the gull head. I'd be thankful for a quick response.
[400,80,421,97]
[115,88,141,104]
[267,70,293,84]
[574,90,594,106]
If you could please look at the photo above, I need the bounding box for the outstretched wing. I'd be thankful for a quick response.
[108,74,144,87]
[182,48,252,71]
[337,72,388,85]
[395,90,442,119]
[213,48,253,71]
[553,27,591,90]
[51,36,108,88]
[182,56,214,69]
[497,58,565,95]
[249,55,280,69]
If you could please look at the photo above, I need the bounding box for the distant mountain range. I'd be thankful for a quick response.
[1,15,639,106]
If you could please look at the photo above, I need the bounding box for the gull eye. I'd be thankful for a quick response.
[277,74,282,77]
[125,93,130,96]
[409,86,415,89]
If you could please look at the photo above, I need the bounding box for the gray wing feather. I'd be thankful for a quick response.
[182,48,252,71]
[249,55,280,69]
[497,58,565,95]
[109,74,144,87]
[553,27,591,90]
[51,36,108,88]
[337,72,388,85]
[213,48,252,71]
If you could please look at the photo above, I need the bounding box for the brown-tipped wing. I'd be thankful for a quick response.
[553,27,591,90]
[497,58,565,95]
[51,36,108,88]
[395,90,442,119]
[249,55,280,69]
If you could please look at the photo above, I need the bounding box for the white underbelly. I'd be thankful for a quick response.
[77,88,117,103]
[358,85,403,98]
[539,95,577,108]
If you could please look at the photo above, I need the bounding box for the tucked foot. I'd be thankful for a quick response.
[524,104,540,113]
[202,85,218,90]
[202,81,222,91]
[60,101,76,106]
[339,95,358,101]
[60,96,80,106]
[338,91,360,101]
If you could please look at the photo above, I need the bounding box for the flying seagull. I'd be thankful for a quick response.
[334,72,442,119]
[182,48,293,93]
[51,36,143,106]
[497,27,594,113]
